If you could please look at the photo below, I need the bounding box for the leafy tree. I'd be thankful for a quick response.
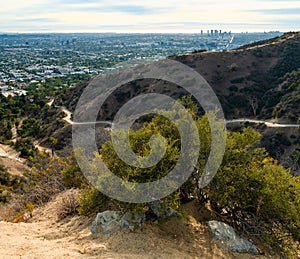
[69,96,299,255]
[204,128,300,254]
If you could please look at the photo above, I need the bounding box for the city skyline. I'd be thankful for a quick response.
[1,0,300,33]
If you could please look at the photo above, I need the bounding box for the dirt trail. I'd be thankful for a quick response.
[0,144,20,160]
[0,193,272,259]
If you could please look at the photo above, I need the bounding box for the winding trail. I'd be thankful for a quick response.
[46,98,55,107]
[226,118,300,128]
[61,107,113,128]
[61,106,299,129]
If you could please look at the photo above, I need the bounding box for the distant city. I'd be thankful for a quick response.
[0,31,282,97]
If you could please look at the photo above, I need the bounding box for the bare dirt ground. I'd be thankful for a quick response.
[0,157,30,176]
[0,192,276,259]
[0,144,29,176]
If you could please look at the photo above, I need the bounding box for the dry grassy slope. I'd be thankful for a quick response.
[174,48,276,97]
[61,32,300,120]
[171,32,300,119]
[171,32,300,174]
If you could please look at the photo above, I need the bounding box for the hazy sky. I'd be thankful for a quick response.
[1,0,299,33]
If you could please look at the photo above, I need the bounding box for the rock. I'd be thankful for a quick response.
[91,210,121,235]
[121,211,145,230]
[208,221,259,255]
[91,210,145,235]
[148,200,180,219]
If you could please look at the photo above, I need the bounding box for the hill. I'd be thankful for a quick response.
[53,32,300,174]
[0,33,299,258]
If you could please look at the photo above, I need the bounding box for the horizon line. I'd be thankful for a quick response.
[0,30,288,34]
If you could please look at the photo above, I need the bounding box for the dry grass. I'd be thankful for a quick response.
[55,189,80,220]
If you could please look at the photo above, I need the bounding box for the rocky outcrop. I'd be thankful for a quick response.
[208,221,259,255]
[91,210,145,235]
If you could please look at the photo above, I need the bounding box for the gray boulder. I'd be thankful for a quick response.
[148,200,180,219]
[208,221,259,255]
[91,210,145,235]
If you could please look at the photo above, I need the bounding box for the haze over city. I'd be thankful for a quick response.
[1,0,300,33]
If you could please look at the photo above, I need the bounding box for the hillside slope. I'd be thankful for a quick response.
[55,32,300,173]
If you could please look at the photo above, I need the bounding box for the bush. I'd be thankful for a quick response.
[230,77,244,84]
[73,97,299,255]
[56,189,80,220]
[61,162,85,188]
[0,156,66,221]
[0,165,24,204]
[227,63,238,71]
[203,128,300,255]
[78,186,108,216]
[228,85,238,92]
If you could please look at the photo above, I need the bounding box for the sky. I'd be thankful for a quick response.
[1,0,300,33]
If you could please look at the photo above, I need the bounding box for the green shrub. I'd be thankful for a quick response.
[203,128,300,255]
[230,77,244,84]
[228,85,238,92]
[61,163,85,188]
[78,186,108,216]
[74,97,299,255]
[227,63,238,71]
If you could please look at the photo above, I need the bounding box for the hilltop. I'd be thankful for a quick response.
[0,32,299,259]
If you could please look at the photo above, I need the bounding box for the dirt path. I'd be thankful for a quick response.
[226,118,299,128]
[0,215,230,259]
[33,140,53,156]
[0,220,86,258]
[0,144,20,160]
[0,193,271,259]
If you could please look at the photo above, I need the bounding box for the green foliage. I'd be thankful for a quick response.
[0,119,13,142]
[203,128,300,254]
[71,96,299,255]
[78,186,107,216]
[77,96,201,215]
[0,165,24,203]
[17,118,41,138]
[49,137,57,148]
[227,63,238,71]
[271,41,300,78]
[14,138,36,158]
[61,161,85,188]
[230,77,244,84]
[271,69,300,121]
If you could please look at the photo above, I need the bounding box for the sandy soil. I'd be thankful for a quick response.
[0,157,30,176]
[0,191,274,259]
[0,144,29,176]
[0,144,20,160]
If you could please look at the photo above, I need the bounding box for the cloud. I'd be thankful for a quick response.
[72,5,169,15]
[1,0,299,32]
[62,0,103,3]
[16,18,60,23]
[250,8,300,15]
[9,1,171,17]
